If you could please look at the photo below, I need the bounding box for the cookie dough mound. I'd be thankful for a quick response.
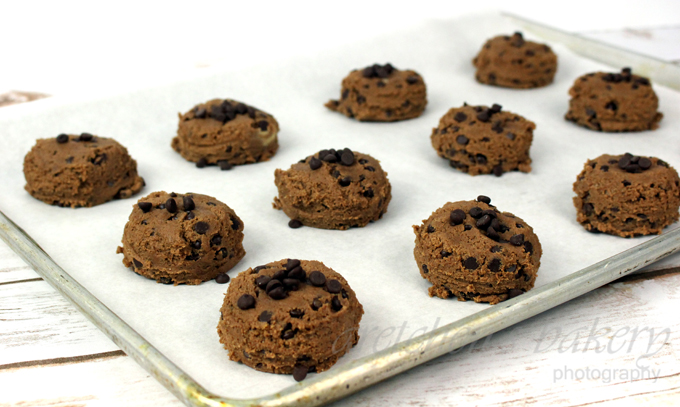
[217,259,363,378]
[473,32,557,89]
[325,63,427,121]
[172,98,279,168]
[431,104,535,176]
[23,133,144,208]
[565,68,663,132]
[413,196,542,304]
[117,191,245,284]
[573,153,680,237]
[273,148,391,230]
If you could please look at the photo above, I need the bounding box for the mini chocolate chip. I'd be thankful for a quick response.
[477,195,491,204]
[194,107,207,118]
[523,241,534,254]
[365,166,375,172]
[509,234,525,246]
[308,271,326,286]
[268,286,287,300]
[237,294,255,310]
[605,101,617,111]
[339,177,351,187]
[216,248,228,259]
[311,299,322,310]
[322,153,337,163]
[231,216,240,230]
[585,108,596,117]
[288,219,303,228]
[487,227,500,241]
[79,133,93,142]
[469,207,483,218]
[507,289,523,299]
[450,209,466,225]
[218,160,233,170]
[493,165,503,176]
[258,311,272,322]
[215,273,230,284]
[166,198,178,213]
[192,240,202,249]
[133,259,143,268]
[476,215,491,229]
[490,104,502,113]
[272,269,287,281]
[340,150,355,166]
[456,135,469,145]
[421,264,429,273]
[601,165,609,172]
[185,211,195,220]
[406,76,418,84]
[506,132,516,140]
[256,275,271,289]
[639,157,652,169]
[257,120,268,131]
[623,180,631,187]
[182,196,195,211]
[56,134,69,143]
[489,258,501,272]
[159,277,173,284]
[196,158,208,168]
[491,245,502,253]
[454,112,467,122]
[309,156,322,170]
[326,279,342,293]
[464,257,478,270]
[358,158,368,165]
[363,188,374,198]
[138,202,152,213]
[427,225,435,233]
[288,266,306,280]
[194,221,209,234]
[290,309,304,318]
[464,225,472,231]
[284,278,300,291]
[210,235,222,246]
[441,250,451,258]
[476,154,487,165]
[476,110,490,122]
[286,259,301,271]
[293,365,308,382]
[331,297,343,311]
[282,328,295,340]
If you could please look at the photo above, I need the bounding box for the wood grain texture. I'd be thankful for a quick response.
[0,281,119,365]
[0,355,182,407]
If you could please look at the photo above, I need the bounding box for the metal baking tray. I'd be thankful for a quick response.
[2,13,680,407]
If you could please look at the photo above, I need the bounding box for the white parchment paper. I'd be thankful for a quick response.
[1,13,679,399]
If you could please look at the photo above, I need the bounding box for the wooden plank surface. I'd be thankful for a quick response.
[2,239,679,406]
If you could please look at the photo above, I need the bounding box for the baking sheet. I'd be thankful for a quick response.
[1,13,679,399]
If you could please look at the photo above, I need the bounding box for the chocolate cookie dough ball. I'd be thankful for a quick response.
[573,154,680,237]
[23,133,144,208]
[413,196,542,304]
[325,63,427,121]
[273,148,391,230]
[565,68,663,132]
[473,32,557,89]
[172,98,279,169]
[431,104,535,176]
[217,259,363,380]
[117,191,245,284]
